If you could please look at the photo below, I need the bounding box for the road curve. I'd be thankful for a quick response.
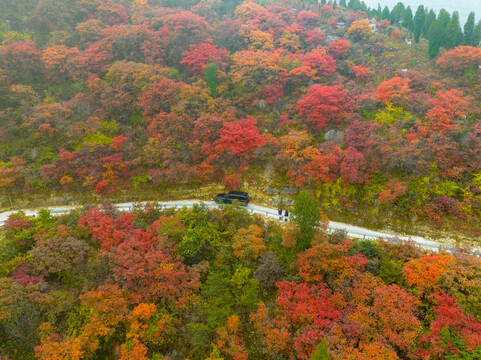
[0,200,476,254]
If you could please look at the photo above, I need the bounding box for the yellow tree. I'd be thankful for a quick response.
[232,225,266,262]
[234,1,264,22]
[348,19,372,40]
[229,49,284,92]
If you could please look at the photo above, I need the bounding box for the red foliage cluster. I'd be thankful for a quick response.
[437,46,481,75]
[417,292,481,358]
[375,77,412,106]
[424,89,468,133]
[78,208,135,250]
[296,84,349,131]
[180,40,229,75]
[302,48,336,77]
[214,116,265,160]
[329,38,351,58]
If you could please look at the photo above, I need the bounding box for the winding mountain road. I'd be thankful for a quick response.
[0,200,474,253]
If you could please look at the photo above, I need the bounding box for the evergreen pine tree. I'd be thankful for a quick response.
[445,11,462,49]
[359,1,367,12]
[381,6,390,21]
[428,19,445,58]
[438,8,451,29]
[424,10,436,37]
[413,5,425,42]
[391,2,405,25]
[464,12,475,46]
[473,20,481,47]
[349,0,360,11]
[403,6,414,31]
[339,0,346,7]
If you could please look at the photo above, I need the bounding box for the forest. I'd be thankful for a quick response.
[0,0,481,237]
[2,0,481,358]
[2,198,481,359]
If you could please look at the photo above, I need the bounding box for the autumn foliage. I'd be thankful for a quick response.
[214,116,265,160]
[180,40,229,75]
[2,2,481,358]
[436,46,481,75]
[296,84,349,131]
[348,19,372,40]
[0,203,481,360]
[403,253,455,295]
[375,77,412,106]
[329,38,351,58]
[0,0,480,240]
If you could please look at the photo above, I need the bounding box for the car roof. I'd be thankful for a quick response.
[228,191,248,195]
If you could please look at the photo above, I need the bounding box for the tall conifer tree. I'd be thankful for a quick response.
[391,2,405,25]
[473,20,481,47]
[438,9,451,29]
[445,11,463,49]
[381,6,390,22]
[403,6,414,31]
[413,5,425,42]
[464,12,475,46]
[424,9,436,37]
[428,19,445,58]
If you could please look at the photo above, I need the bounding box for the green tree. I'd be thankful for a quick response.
[473,20,481,47]
[390,2,405,25]
[424,10,437,37]
[202,269,233,328]
[428,19,445,58]
[204,61,218,98]
[230,265,260,315]
[347,0,360,11]
[445,11,463,49]
[464,12,476,45]
[438,8,451,29]
[178,222,224,260]
[310,338,331,359]
[381,6,391,22]
[413,5,425,42]
[291,191,321,251]
[402,6,414,31]
[177,203,226,262]
[379,258,404,285]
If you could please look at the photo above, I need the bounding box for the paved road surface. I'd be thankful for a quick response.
[0,200,475,253]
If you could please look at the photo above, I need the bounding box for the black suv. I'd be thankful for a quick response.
[214,191,250,206]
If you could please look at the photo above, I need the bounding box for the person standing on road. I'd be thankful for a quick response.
[284,209,289,221]
[278,207,283,220]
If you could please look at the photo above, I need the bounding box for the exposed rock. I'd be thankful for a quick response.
[267,197,294,206]
[325,129,343,142]
[265,187,279,195]
[280,187,298,195]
